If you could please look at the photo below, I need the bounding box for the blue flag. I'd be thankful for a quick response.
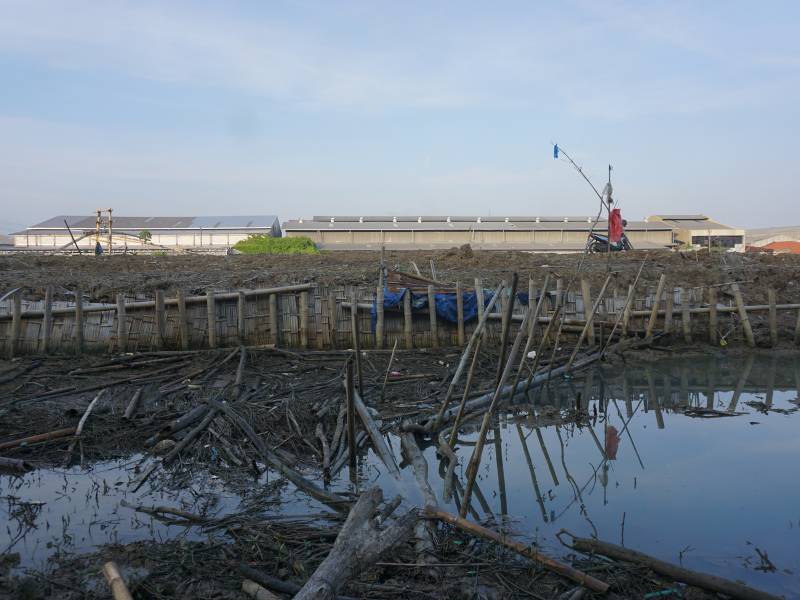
[553,144,559,159]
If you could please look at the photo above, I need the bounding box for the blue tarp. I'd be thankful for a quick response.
[370,288,535,331]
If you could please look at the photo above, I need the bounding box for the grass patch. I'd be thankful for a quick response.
[233,235,319,255]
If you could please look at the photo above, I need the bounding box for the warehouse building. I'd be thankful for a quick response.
[282,215,674,251]
[647,215,745,251]
[11,215,281,251]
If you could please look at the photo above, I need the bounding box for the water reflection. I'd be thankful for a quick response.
[384,354,800,597]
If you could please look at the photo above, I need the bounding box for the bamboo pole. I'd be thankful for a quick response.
[580,278,594,345]
[456,280,465,346]
[117,293,128,353]
[680,287,692,343]
[663,284,674,334]
[74,288,84,354]
[768,288,777,347]
[354,388,400,478]
[327,290,337,349]
[269,293,279,346]
[176,289,189,350]
[237,291,247,344]
[567,274,612,371]
[102,561,134,600]
[345,359,356,473]
[0,427,77,451]
[206,291,217,349]
[299,290,309,349]
[402,288,413,349]
[376,273,385,349]
[645,273,667,339]
[448,335,483,447]
[427,284,438,348]
[496,273,518,385]
[708,287,718,345]
[42,285,53,353]
[475,278,484,321]
[425,509,609,593]
[622,284,634,336]
[380,339,399,402]
[350,291,363,394]
[731,283,755,347]
[511,273,551,393]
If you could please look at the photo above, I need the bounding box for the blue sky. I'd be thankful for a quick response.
[1,0,798,232]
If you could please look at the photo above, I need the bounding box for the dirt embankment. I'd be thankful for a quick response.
[1,248,799,303]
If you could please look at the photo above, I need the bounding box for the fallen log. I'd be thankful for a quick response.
[425,509,609,593]
[102,561,134,600]
[122,388,143,420]
[0,427,76,451]
[400,432,438,566]
[242,579,281,600]
[237,564,358,600]
[293,487,417,600]
[560,530,780,600]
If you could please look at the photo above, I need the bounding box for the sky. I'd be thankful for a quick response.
[1,0,799,233]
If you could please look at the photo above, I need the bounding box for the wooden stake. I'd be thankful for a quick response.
[496,273,518,385]
[622,284,634,336]
[350,291,363,393]
[474,278,484,321]
[645,273,667,339]
[768,288,778,347]
[117,293,128,353]
[237,291,247,344]
[345,360,356,473]
[155,289,166,349]
[730,283,755,347]
[102,561,134,600]
[327,290,337,349]
[580,278,594,345]
[206,291,217,349]
[176,289,189,350]
[74,288,84,354]
[7,292,21,359]
[456,280,465,346]
[708,286,718,345]
[427,284,438,347]
[380,339,399,402]
[680,287,692,343]
[269,293,279,346]
[299,290,309,349]
[376,273,385,349]
[42,285,53,353]
[402,288,413,349]
[567,274,612,371]
[663,284,674,334]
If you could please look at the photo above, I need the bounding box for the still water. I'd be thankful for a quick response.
[2,353,798,597]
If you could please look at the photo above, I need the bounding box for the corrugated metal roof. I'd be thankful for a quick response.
[26,215,278,231]
[284,218,669,232]
[311,215,596,223]
[650,214,708,221]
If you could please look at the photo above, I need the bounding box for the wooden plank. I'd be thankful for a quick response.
[403,289,413,349]
[376,274,385,349]
[581,278,594,345]
[176,289,189,350]
[42,285,53,353]
[206,291,217,349]
[237,291,246,344]
[74,288,84,354]
[456,280,465,345]
[117,293,128,353]
[269,293,279,346]
[428,284,439,348]
[299,290,309,349]
[7,292,21,358]
[663,284,674,334]
[730,283,754,347]
[155,289,166,349]
[680,287,692,343]
[708,287,718,345]
[768,288,778,347]
[645,273,667,339]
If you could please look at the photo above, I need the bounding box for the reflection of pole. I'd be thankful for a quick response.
[493,423,508,516]
[729,354,755,412]
[765,355,776,408]
[611,398,645,470]
[706,356,717,409]
[623,372,633,418]
[516,423,548,522]
[535,427,560,486]
[645,367,664,429]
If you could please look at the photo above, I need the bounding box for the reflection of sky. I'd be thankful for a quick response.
[2,356,799,597]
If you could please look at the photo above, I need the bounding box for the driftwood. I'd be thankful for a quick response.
[400,432,438,565]
[0,427,77,451]
[293,487,417,600]
[560,531,780,600]
[241,580,281,600]
[102,561,134,600]
[352,389,400,478]
[237,565,358,600]
[122,388,143,420]
[425,509,609,593]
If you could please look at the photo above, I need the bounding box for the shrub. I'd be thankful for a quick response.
[233,235,319,255]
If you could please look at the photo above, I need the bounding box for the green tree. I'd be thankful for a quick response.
[138,229,152,243]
